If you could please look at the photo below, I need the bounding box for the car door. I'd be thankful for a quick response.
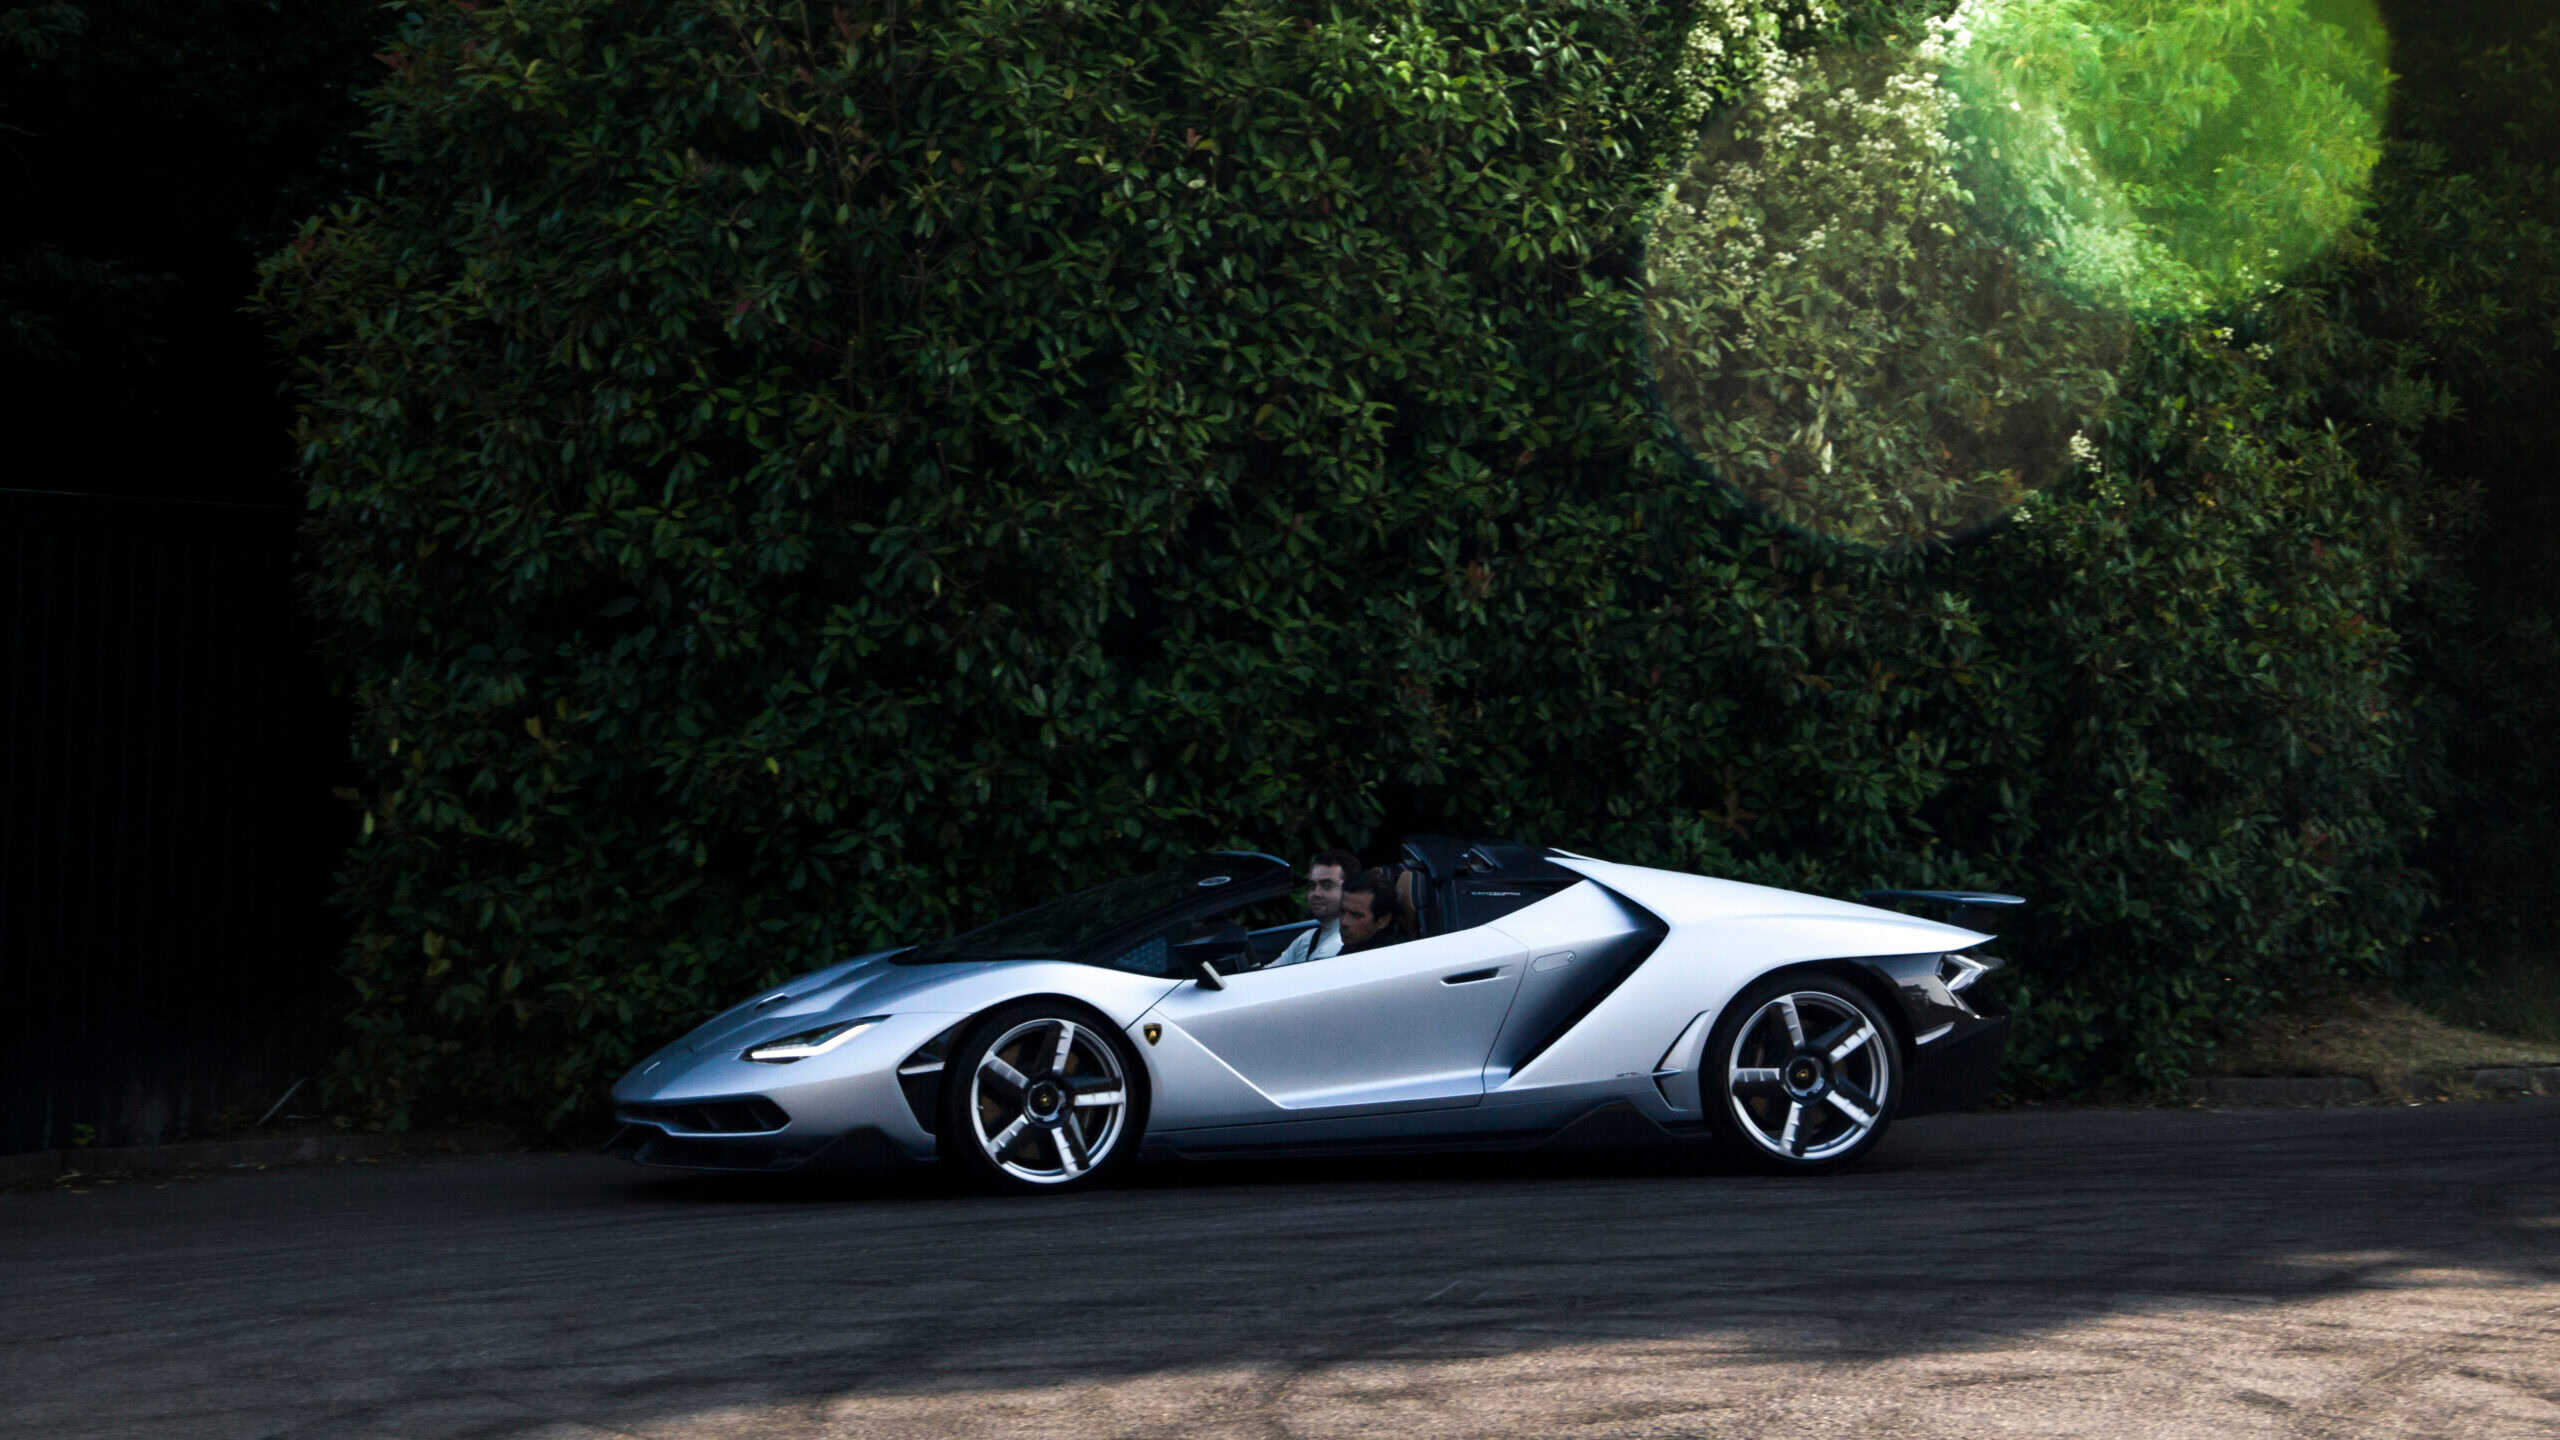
[1138,925,1530,1129]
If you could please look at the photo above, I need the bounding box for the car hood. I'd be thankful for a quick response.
[671,947,1004,1056]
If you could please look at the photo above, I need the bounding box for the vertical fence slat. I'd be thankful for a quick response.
[1,489,347,1154]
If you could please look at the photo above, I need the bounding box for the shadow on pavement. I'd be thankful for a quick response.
[3,1103,2554,1438]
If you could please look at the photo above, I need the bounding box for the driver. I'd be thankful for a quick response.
[1267,849,1358,967]
[1337,867,1402,955]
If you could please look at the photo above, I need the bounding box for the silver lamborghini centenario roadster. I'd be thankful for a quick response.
[608,840,2015,1191]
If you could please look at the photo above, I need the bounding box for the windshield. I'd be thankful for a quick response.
[895,853,1289,965]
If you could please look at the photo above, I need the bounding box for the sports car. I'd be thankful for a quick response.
[607,839,2016,1190]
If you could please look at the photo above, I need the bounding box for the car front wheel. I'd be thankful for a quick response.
[1706,972,1899,1173]
[939,1001,1144,1193]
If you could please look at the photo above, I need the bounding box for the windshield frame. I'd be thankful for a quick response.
[892,852,1295,968]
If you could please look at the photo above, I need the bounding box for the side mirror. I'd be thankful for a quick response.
[1190,957,1225,990]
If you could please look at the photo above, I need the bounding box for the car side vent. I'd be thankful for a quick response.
[896,1022,967,1137]
[1504,906,1673,1075]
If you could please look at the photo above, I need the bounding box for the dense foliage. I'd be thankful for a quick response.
[1947,0,2389,319]
[1645,11,2127,547]
[2371,6,2560,1021]
[259,0,2530,1131]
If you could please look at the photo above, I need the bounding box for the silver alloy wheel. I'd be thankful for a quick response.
[1724,989,1890,1162]
[967,1016,1130,1185]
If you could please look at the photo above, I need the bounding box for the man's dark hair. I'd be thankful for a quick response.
[1309,848,1361,877]
[1342,866,1396,913]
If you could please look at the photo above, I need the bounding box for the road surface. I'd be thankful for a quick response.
[4,1103,2556,1438]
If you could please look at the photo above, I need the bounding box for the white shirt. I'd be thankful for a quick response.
[1267,918,1342,969]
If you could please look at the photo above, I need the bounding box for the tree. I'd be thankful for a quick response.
[259,0,2472,1128]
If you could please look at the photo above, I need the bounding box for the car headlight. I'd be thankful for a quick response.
[743,1016,887,1064]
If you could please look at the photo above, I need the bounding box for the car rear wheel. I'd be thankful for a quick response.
[939,1001,1144,1193]
[1706,971,1899,1173]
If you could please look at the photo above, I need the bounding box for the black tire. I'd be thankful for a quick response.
[937,1000,1147,1194]
[1703,969,1900,1174]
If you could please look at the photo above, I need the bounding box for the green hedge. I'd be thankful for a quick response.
[261,0,2459,1131]
[2375,14,2560,977]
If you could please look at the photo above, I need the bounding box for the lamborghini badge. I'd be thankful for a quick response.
[1143,1023,1162,1045]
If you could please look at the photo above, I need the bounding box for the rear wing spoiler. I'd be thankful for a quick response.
[1859,889,2025,938]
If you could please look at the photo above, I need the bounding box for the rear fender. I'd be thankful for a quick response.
[1497,857,1984,1097]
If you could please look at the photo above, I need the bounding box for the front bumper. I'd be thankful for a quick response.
[611,1011,959,1163]
[604,1123,926,1176]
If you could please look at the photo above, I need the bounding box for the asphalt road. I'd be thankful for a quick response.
[4,1103,2557,1440]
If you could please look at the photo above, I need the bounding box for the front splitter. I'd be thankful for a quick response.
[606,1124,926,1176]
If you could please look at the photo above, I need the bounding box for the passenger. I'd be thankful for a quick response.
[1267,848,1360,967]
[1337,867,1403,955]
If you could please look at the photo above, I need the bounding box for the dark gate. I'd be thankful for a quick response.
[2,488,348,1154]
